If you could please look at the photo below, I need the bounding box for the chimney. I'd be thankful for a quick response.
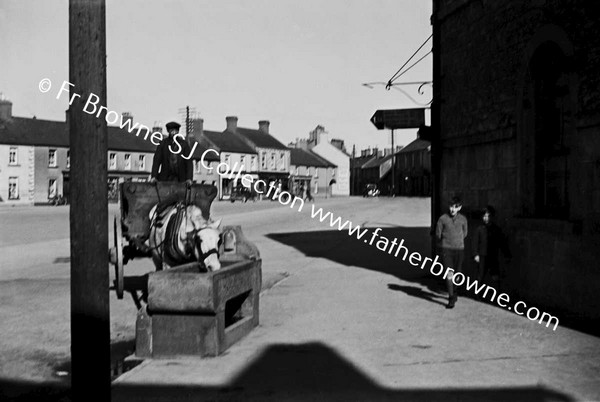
[372,147,379,156]
[0,97,13,120]
[258,120,270,134]
[65,109,70,126]
[226,116,238,132]
[122,112,133,123]
[188,118,203,143]
[191,118,203,136]
[384,148,391,156]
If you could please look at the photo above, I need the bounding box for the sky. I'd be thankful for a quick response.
[0,0,432,152]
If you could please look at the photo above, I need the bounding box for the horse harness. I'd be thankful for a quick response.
[153,201,220,268]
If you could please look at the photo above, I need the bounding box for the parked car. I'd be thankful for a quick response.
[230,186,258,203]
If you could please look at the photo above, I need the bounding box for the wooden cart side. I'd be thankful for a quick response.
[119,182,218,241]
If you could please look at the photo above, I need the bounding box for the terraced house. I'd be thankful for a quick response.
[0,98,219,205]
[190,117,259,200]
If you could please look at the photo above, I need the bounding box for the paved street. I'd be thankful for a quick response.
[1,197,600,401]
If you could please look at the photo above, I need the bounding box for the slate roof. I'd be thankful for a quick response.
[350,155,377,169]
[361,153,394,169]
[289,148,336,168]
[236,127,288,150]
[201,130,257,154]
[0,116,220,161]
[0,117,68,147]
[398,138,430,153]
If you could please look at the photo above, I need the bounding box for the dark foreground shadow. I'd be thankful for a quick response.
[0,342,576,401]
[267,227,600,336]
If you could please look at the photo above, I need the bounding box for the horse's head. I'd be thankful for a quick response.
[182,207,222,271]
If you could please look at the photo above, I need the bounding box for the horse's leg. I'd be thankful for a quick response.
[150,251,163,271]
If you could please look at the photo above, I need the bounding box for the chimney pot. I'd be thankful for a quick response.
[226,116,238,132]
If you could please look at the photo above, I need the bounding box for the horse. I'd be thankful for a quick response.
[148,201,222,272]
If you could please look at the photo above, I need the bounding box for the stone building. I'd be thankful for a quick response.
[432,0,600,321]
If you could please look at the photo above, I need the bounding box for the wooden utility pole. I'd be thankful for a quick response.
[69,0,110,399]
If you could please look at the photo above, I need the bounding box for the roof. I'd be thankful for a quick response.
[0,117,68,147]
[361,153,394,169]
[0,116,220,161]
[350,155,377,169]
[290,148,336,168]
[201,130,257,154]
[236,127,288,150]
[398,138,431,153]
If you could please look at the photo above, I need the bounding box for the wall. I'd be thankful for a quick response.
[0,144,34,204]
[311,142,350,196]
[435,0,600,320]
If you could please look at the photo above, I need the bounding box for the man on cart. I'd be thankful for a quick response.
[150,121,193,185]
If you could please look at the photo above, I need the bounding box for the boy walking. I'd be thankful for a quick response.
[436,196,468,309]
[473,205,511,284]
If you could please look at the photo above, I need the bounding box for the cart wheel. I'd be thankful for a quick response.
[114,214,124,299]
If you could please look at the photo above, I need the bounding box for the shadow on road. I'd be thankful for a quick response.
[266,226,600,337]
[268,226,448,301]
[0,342,576,401]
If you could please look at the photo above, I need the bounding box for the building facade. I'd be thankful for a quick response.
[394,138,431,197]
[432,0,600,321]
[0,103,219,205]
[191,118,259,200]
[301,125,350,196]
[229,118,291,193]
[289,147,336,197]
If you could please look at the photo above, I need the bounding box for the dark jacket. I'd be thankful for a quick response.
[151,136,193,182]
[472,222,511,259]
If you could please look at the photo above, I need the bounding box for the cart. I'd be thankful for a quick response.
[108,181,262,358]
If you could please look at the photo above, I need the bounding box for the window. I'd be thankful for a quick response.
[295,167,299,175]
[138,155,145,170]
[332,169,336,177]
[9,147,18,165]
[261,152,267,169]
[48,179,57,199]
[240,155,245,170]
[207,161,213,174]
[194,160,201,173]
[66,150,70,169]
[314,167,318,178]
[224,154,231,166]
[521,41,571,218]
[8,177,18,200]
[124,154,131,170]
[279,152,285,171]
[251,156,257,170]
[109,153,116,170]
[48,149,57,167]
[269,153,275,170]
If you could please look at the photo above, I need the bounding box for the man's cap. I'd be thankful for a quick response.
[166,121,181,131]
